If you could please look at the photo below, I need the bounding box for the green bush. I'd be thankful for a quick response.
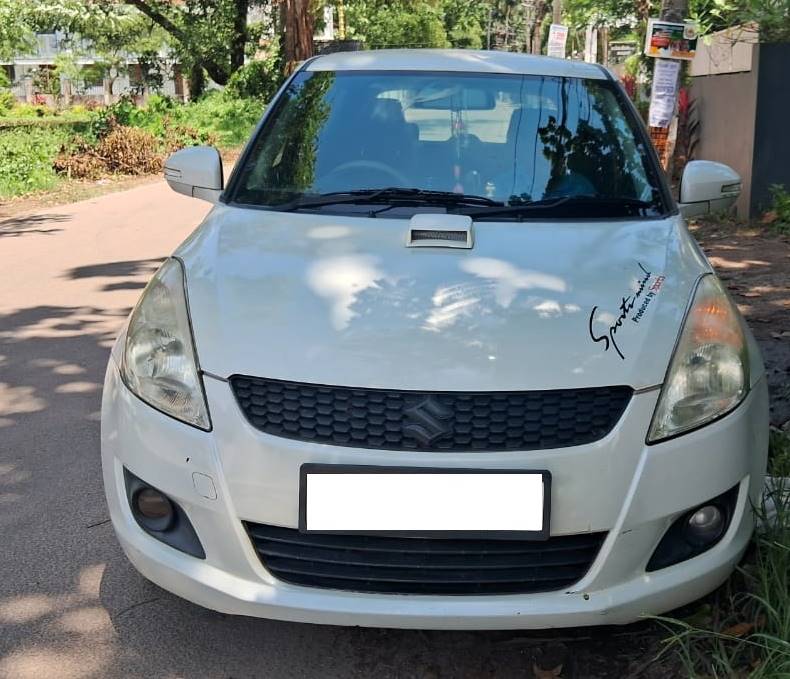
[0,126,69,198]
[0,89,15,115]
[8,103,53,118]
[177,93,264,147]
[224,60,280,101]
[85,92,262,149]
[768,184,790,233]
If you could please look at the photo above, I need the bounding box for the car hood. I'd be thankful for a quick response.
[176,206,709,391]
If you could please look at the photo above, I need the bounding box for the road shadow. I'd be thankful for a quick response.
[64,259,165,292]
[0,304,131,677]
[0,213,69,239]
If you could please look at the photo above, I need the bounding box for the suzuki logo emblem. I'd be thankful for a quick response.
[403,397,453,447]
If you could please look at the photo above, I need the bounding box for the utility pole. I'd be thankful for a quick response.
[648,0,689,173]
[552,0,562,24]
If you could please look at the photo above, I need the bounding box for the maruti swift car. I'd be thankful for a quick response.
[101,49,769,629]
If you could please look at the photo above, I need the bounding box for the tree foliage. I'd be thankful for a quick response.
[346,1,449,48]
[121,0,254,85]
[0,0,34,60]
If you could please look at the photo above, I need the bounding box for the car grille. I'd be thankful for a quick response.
[229,376,632,451]
[245,523,606,595]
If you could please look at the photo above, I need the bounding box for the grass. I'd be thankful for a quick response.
[656,431,790,677]
[0,125,70,198]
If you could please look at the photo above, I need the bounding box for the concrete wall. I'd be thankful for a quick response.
[691,62,759,218]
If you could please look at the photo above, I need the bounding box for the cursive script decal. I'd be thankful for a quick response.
[588,263,652,360]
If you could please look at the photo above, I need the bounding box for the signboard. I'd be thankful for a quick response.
[547,24,568,59]
[648,58,681,127]
[644,19,699,60]
[608,41,638,64]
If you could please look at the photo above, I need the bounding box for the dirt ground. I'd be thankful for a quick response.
[690,219,790,429]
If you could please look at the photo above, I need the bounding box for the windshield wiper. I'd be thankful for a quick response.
[460,195,657,218]
[275,188,504,212]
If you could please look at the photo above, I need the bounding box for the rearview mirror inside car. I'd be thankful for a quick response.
[164,146,223,203]
[678,160,741,219]
[412,85,496,110]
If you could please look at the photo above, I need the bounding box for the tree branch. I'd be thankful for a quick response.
[124,0,231,84]
[125,0,186,42]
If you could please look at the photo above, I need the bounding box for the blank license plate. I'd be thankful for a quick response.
[299,465,551,539]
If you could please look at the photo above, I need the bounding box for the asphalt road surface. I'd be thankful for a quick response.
[0,182,659,679]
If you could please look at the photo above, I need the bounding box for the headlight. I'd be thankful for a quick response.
[120,258,210,430]
[647,274,748,443]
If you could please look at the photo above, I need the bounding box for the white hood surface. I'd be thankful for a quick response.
[177,207,710,391]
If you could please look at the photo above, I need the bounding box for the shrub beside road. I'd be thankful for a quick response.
[0,92,264,200]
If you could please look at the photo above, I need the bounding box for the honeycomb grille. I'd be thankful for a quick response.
[229,376,632,452]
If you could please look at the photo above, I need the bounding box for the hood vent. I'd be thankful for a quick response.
[406,214,473,249]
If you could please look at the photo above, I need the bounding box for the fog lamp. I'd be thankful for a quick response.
[133,487,175,531]
[646,484,739,571]
[685,505,724,546]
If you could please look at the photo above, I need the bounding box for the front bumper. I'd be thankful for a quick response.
[101,360,769,629]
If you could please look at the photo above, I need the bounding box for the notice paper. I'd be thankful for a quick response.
[547,24,569,59]
[648,59,681,128]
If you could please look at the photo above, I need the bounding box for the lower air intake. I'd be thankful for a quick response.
[245,523,606,595]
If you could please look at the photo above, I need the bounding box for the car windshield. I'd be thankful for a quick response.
[230,70,667,218]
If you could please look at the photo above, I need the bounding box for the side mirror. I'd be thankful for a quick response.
[678,160,741,218]
[164,146,223,203]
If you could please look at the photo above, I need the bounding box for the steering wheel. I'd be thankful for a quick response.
[319,160,410,190]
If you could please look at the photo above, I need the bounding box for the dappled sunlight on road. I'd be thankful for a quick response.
[0,183,211,677]
[0,562,116,679]
[0,383,46,421]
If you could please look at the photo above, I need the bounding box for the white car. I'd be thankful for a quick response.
[102,49,768,629]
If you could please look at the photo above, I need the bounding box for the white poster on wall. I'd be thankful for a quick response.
[648,58,681,127]
[547,24,569,58]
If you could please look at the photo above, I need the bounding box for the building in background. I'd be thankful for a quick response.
[0,31,186,105]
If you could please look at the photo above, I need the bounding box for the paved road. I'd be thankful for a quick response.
[0,182,654,679]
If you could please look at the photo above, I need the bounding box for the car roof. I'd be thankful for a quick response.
[306,49,609,80]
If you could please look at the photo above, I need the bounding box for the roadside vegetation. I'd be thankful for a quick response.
[0,88,266,200]
[764,184,790,234]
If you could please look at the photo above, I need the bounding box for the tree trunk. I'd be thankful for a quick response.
[648,0,689,173]
[231,0,249,73]
[531,4,550,54]
[188,64,206,100]
[281,0,315,73]
[103,76,113,106]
